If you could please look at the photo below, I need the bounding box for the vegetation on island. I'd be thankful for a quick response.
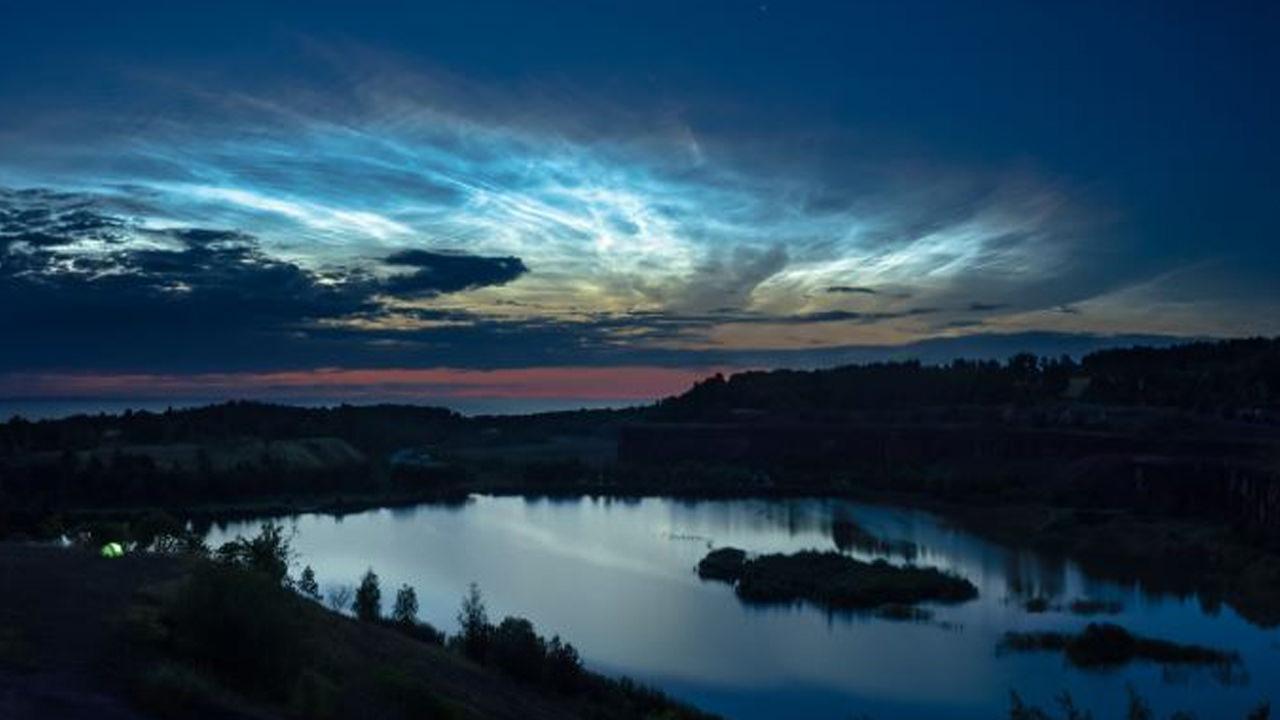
[695,547,748,582]
[697,547,977,609]
[997,623,1240,670]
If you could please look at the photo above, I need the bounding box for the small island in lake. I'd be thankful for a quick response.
[999,623,1240,671]
[697,547,978,609]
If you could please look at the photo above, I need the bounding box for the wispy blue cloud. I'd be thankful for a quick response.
[0,51,1132,345]
[3,18,1275,383]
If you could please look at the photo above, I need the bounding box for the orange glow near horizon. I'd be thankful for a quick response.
[0,366,733,402]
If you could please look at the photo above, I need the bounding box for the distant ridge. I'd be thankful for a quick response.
[659,335,1280,417]
[713,331,1198,370]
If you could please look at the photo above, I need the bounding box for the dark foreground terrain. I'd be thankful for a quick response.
[0,543,184,719]
[0,539,714,720]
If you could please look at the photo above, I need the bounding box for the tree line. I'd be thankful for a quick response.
[655,337,1280,420]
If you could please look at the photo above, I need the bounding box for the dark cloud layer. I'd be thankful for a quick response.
[0,188,126,252]
[825,286,879,295]
[2,232,368,334]
[0,189,541,371]
[382,249,528,296]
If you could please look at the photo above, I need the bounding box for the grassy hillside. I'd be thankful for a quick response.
[0,537,716,720]
[16,437,366,474]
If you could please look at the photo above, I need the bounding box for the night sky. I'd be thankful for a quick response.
[1,1,1276,406]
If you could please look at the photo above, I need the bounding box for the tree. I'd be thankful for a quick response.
[393,584,419,625]
[456,582,491,661]
[354,568,381,621]
[297,565,321,602]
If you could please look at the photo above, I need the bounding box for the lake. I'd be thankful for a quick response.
[207,497,1279,719]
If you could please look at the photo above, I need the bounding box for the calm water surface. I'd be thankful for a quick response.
[208,497,1279,719]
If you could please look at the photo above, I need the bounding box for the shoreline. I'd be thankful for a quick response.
[32,478,1280,628]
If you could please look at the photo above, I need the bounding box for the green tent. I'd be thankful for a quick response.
[100,542,124,559]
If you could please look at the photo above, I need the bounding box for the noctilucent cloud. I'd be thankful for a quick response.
[1,1,1276,404]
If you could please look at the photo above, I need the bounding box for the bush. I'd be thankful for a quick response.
[355,568,382,622]
[214,521,292,585]
[132,510,185,549]
[150,531,207,557]
[490,617,545,682]
[292,668,340,720]
[387,619,446,646]
[165,563,304,700]
[346,665,458,720]
[132,661,220,719]
[546,635,583,693]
